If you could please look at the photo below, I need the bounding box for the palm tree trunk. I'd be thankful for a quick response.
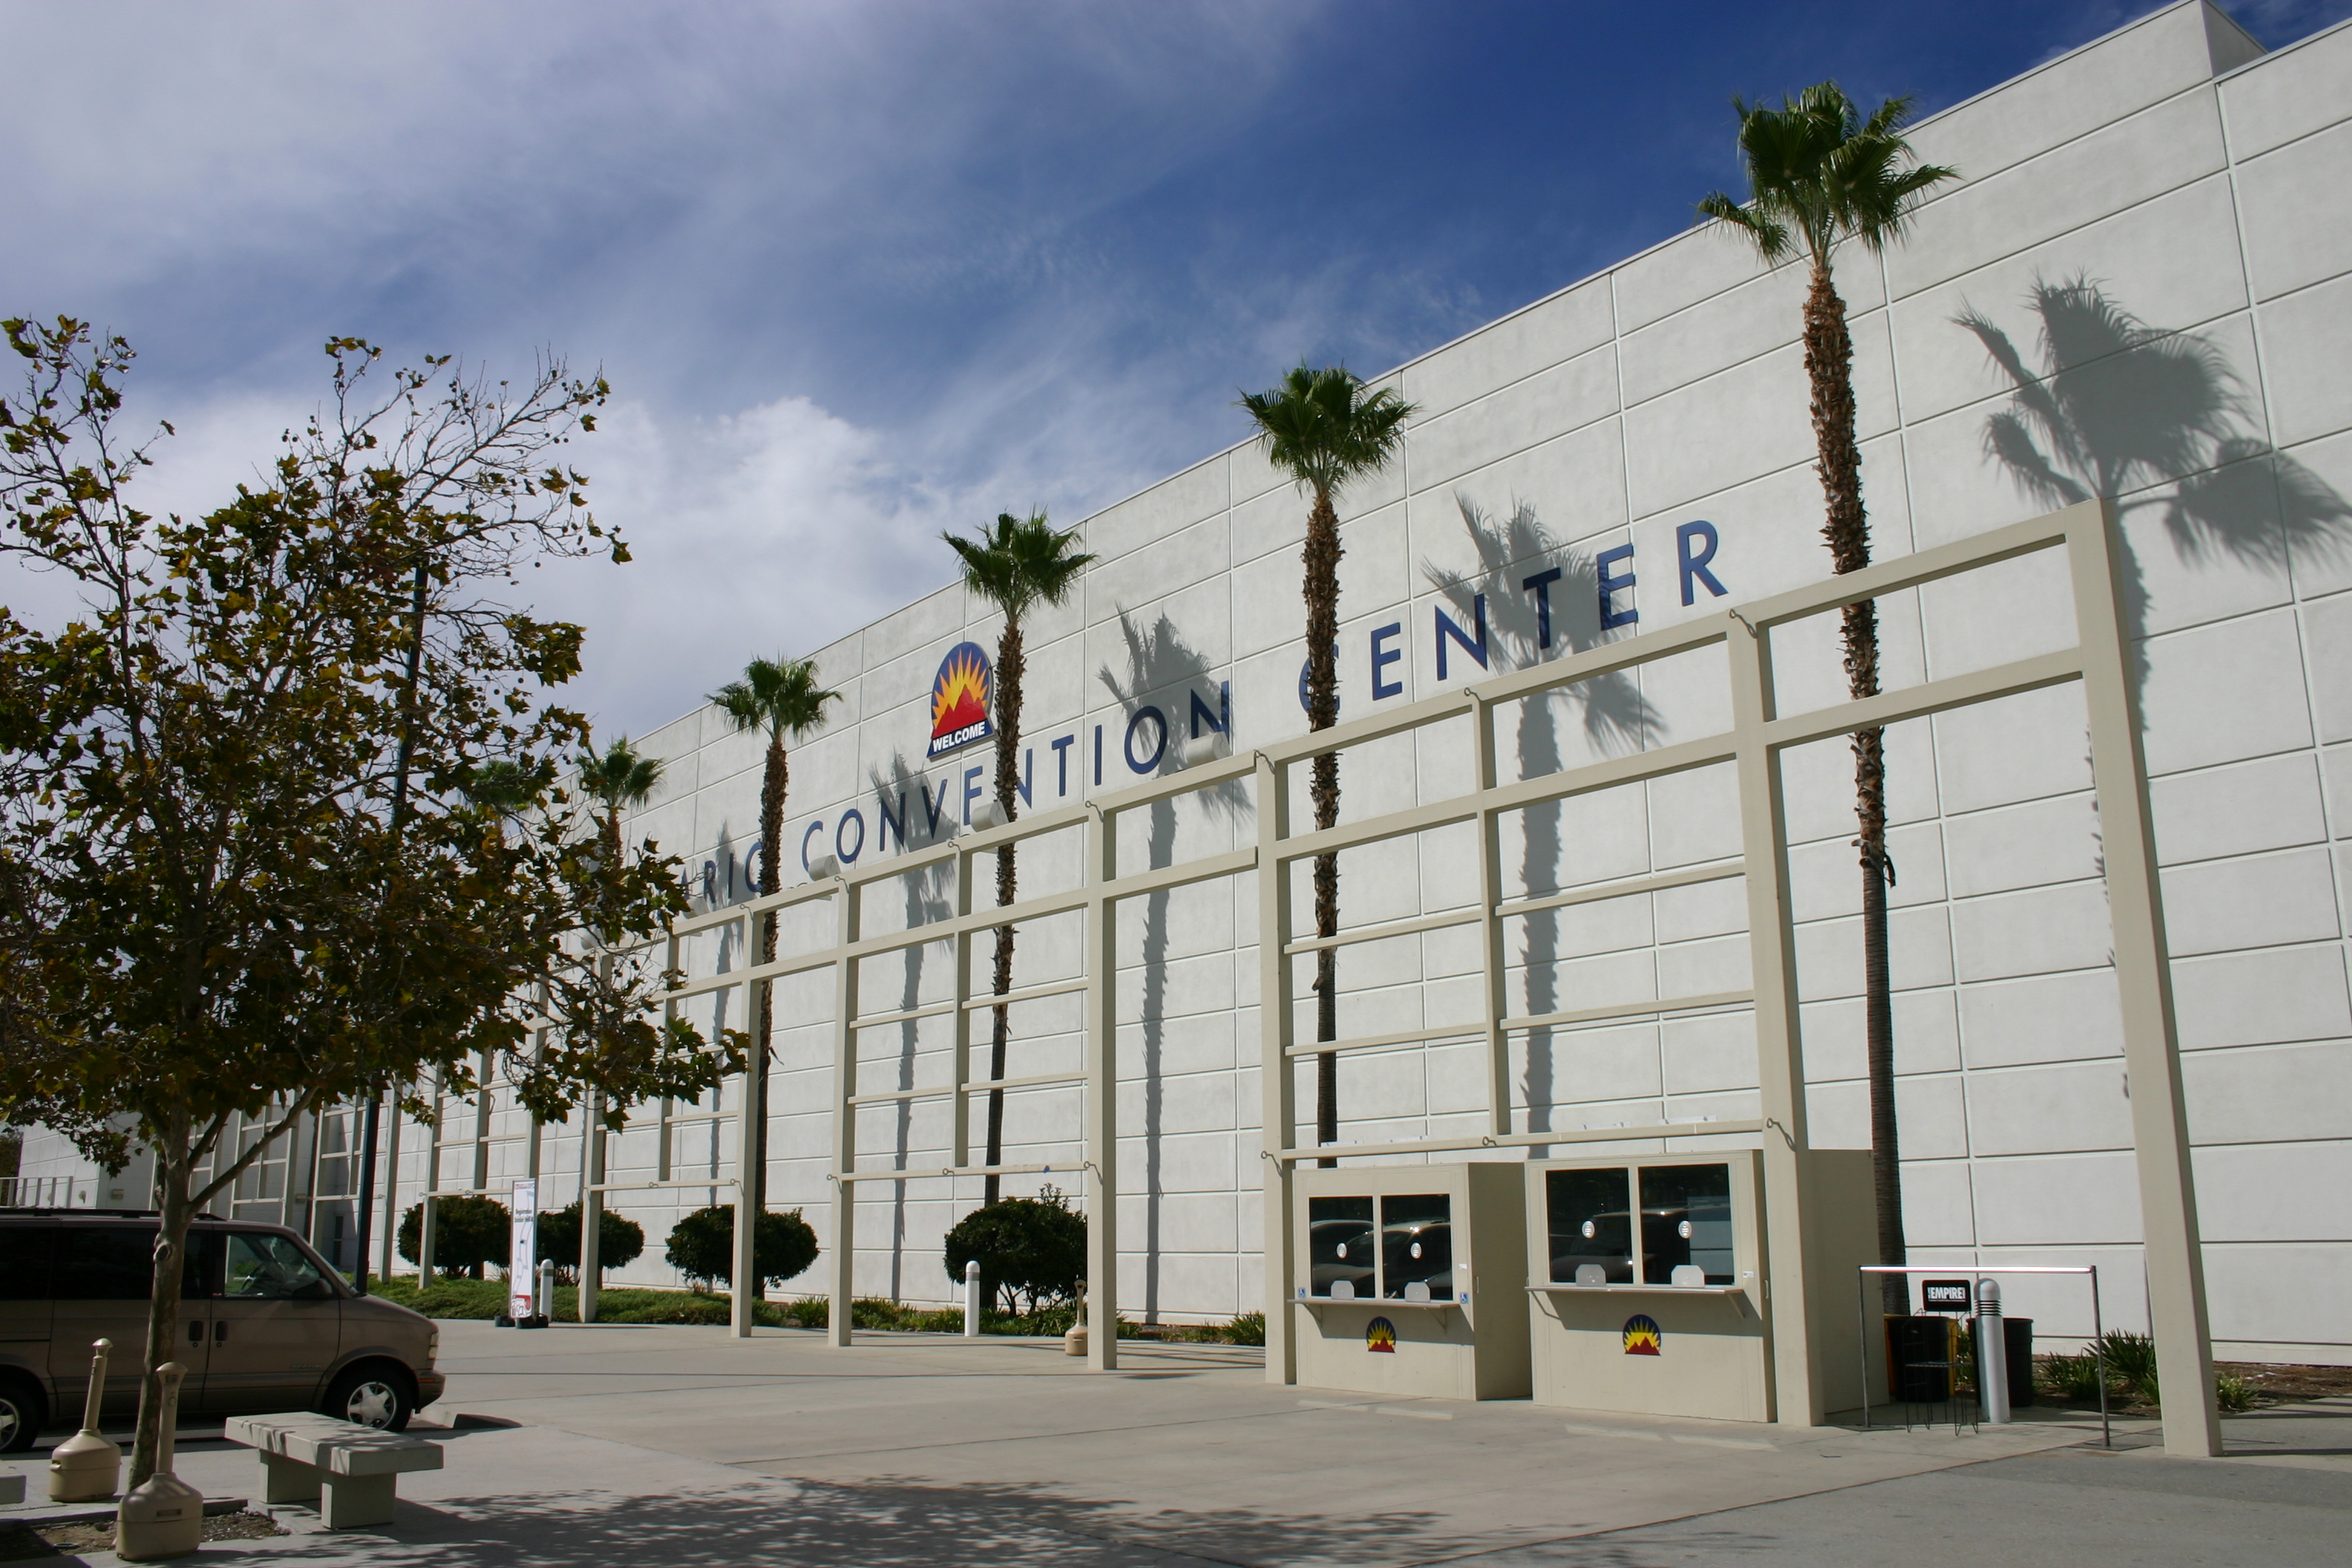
[1302,488,1343,1165]
[752,737,785,1296]
[984,617,1024,1204]
[1805,260,1908,1315]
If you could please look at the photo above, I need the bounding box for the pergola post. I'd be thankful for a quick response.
[1256,751,1298,1385]
[1086,803,1119,1370]
[2067,500,2221,1457]
[827,880,861,1347]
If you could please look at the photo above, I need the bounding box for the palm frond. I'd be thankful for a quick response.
[1236,364,1418,499]
[946,509,1096,625]
[710,655,839,743]
[577,736,663,812]
[1702,80,1958,269]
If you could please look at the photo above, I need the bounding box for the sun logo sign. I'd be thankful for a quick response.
[927,642,994,760]
[1622,1315,1663,1356]
[1365,1316,1397,1354]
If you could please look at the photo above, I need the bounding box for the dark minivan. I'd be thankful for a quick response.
[0,1212,443,1453]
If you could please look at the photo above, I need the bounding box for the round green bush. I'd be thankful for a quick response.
[395,1195,510,1279]
[942,1187,1086,1315]
[664,1204,820,1290]
[535,1202,645,1281]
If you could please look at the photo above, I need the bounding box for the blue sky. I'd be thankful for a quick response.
[4,0,2346,734]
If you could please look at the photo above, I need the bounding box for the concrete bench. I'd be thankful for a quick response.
[223,1414,442,1528]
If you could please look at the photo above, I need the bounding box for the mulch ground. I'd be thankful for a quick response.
[0,1509,285,1561]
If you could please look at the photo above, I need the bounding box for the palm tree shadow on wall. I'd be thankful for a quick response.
[1425,496,1659,1138]
[1099,610,1249,1323]
[1960,276,2352,696]
[869,752,954,1302]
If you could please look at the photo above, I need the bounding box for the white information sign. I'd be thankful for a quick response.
[508,1178,538,1322]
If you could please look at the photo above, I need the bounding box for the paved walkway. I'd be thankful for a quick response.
[4,1320,2344,1565]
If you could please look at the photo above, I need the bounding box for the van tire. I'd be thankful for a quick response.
[320,1364,414,1432]
[0,1374,44,1454]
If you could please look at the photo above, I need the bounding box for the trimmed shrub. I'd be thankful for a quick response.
[395,1195,510,1279]
[664,1204,821,1291]
[535,1202,645,1282]
[942,1186,1086,1315]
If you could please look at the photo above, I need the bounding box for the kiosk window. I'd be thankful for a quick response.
[1547,1168,1634,1282]
[1638,1164,1734,1285]
[1308,1197,1374,1298]
[1380,1194,1451,1301]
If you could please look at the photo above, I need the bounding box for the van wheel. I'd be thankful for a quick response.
[0,1376,44,1455]
[321,1365,413,1432]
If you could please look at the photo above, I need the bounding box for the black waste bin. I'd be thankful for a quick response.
[2004,1316,2035,1407]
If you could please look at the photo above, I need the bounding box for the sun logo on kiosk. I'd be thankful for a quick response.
[1366,1317,1397,1353]
[1622,1315,1663,1356]
[927,642,994,759]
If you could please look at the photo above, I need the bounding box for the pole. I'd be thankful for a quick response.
[352,1093,383,1294]
[963,1260,981,1338]
[1975,1278,2010,1424]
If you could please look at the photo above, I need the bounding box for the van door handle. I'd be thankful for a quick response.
[214,1321,227,1344]
[188,1321,202,1345]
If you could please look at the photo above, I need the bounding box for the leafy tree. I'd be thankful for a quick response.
[664,1203,819,1289]
[534,1200,644,1284]
[1236,367,1415,1161]
[1698,85,1956,1312]
[395,1195,511,1279]
[942,511,1094,1202]
[709,655,838,1269]
[943,1187,1086,1315]
[0,321,743,1486]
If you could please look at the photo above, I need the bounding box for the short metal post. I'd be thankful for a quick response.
[963,1260,981,1338]
[1976,1278,2010,1424]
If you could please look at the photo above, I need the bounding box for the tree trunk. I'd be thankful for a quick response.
[984,617,1024,1204]
[1805,260,1907,1315]
[752,737,785,1298]
[129,1108,193,1490]
[1302,488,1343,1165]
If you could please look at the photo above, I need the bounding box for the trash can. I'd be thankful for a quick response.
[2004,1316,2035,1407]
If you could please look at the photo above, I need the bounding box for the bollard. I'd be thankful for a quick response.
[962,1261,981,1339]
[116,1363,202,1562]
[537,1258,557,1327]
[1063,1288,1088,1358]
[1975,1279,2011,1425]
[48,1338,122,1502]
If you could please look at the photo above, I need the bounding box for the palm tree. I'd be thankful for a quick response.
[945,511,1096,1204]
[1236,366,1416,1163]
[1699,83,1955,1314]
[578,737,665,862]
[710,656,840,1261]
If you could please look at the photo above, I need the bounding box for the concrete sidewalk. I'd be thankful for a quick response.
[5,1319,2344,1565]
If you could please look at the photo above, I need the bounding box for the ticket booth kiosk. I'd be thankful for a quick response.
[1291,1162,1529,1400]
[1524,1149,1877,1423]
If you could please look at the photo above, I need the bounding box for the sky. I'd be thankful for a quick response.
[4,0,2347,737]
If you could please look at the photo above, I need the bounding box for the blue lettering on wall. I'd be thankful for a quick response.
[962,765,985,825]
[1521,567,1563,649]
[1370,622,1404,700]
[800,821,825,876]
[1436,594,1489,681]
[920,779,949,835]
[1189,684,1230,739]
[1677,520,1726,606]
[1597,544,1638,630]
[1053,733,1075,795]
[701,861,717,905]
[1125,705,1168,773]
[743,839,763,897]
[877,790,907,851]
[1017,748,1033,807]
[835,809,865,864]
[1094,725,1103,786]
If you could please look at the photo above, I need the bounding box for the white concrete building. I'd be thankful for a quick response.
[18,1,2352,1366]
